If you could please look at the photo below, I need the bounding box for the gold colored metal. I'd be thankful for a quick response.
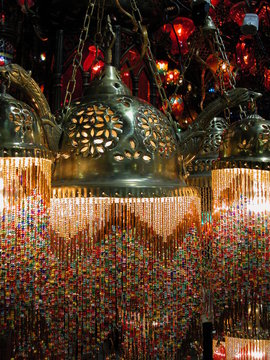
[64,0,97,108]
[115,0,138,31]
[213,113,270,170]
[53,65,188,196]
[0,91,51,159]
[178,88,262,165]
[0,63,61,152]
[187,117,228,187]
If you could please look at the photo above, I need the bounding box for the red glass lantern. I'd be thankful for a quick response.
[211,0,220,6]
[236,37,256,74]
[163,17,195,55]
[165,69,180,85]
[156,60,168,75]
[257,3,270,26]
[170,94,184,120]
[206,54,234,87]
[83,45,104,77]
[230,1,246,26]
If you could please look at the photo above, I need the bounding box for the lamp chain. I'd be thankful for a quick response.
[63,0,97,109]
[129,0,178,128]
[213,27,247,120]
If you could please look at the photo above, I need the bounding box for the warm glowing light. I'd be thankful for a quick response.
[156,60,168,75]
[264,68,270,91]
[83,45,104,74]
[50,187,202,357]
[0,157,52,356]
[225,337,270,360]
[163,17,195,55]
[169,94,184,121]
[40,52,46,61]
[212,168,270,344]
[165,69,180,85]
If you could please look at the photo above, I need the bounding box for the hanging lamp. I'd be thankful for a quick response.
[0,64,60,357]
[186,116,228,224]
[211,113,270,356]
[51,58,202,356]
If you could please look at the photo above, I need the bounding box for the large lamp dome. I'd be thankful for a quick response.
[53,65,186,195]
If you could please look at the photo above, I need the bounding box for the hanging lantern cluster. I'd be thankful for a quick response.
[0,59,203,357]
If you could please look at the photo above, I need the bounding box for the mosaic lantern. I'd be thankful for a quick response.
[211,114,270,355]
[0,87,52,356]
[51,65,202,358]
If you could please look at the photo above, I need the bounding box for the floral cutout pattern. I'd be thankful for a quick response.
[113,138,152,162]
[67,104,123,158]
[9,103,33,134]
[136,107,177,157]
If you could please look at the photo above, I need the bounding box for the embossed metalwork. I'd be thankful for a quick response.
[178,88,262,165]
[9,102,33,134]
[214,114,270,170]
[0,63,61,152]
[53,65,186,196]
[0,92,51,159]
[66,103,123,158]
[187,117,228,184]
[137,106,177,156]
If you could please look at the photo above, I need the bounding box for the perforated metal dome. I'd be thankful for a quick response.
[53,65,188,196]
[0,91,51,159]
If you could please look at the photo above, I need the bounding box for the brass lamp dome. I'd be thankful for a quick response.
[53,65,187,196]
[214,113,270,170]
[0,91,51,158]
[187,117,228,187]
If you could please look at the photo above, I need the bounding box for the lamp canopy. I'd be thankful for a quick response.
[187,117,228,185]
[0,91,51,159]
[214,113,270,170]
[53,65,187,196]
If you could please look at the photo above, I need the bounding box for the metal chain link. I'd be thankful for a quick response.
[130,0,176,125]
[172,32,198,96]
[214,28,236,89]
[63,0,96,109]
[95,0,105,45]
[213,27,247,120]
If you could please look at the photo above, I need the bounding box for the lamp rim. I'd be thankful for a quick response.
[212,159,270,171]
[52,185,201,199]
